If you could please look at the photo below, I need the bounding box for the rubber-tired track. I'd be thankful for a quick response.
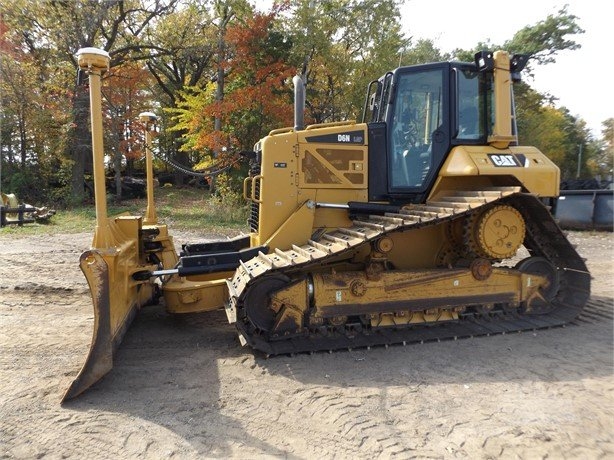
[226,188,591,355]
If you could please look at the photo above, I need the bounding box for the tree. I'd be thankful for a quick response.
[452,6,583,70]
[1,0,179,203]
[590,119,614,182]
[284,0,408,123]
[399,38,448,66]
[220,9,294,148]
[103,62,156,200]
[144,1,217,183]
[504,6,583,70]
[208,0,251,192]
[170,8,294,167]
[0,12,71,202]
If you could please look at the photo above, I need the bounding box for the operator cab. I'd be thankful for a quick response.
[364,52,520,203]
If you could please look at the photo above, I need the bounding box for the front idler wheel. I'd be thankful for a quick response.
[516,256,560,314]
[242,274,291,332]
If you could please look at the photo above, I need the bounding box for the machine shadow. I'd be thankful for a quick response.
[63,305,297,458]
[64,296,613,456]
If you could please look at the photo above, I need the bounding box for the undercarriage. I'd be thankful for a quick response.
[228,188,590,355]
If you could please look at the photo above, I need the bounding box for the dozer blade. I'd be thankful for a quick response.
[63,251,113,401]
[63,48,168,402]
[62,250,144,402]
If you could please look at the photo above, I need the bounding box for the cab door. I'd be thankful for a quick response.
[387,65,450,197]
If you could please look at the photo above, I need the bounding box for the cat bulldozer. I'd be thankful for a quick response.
[63,48,590,402]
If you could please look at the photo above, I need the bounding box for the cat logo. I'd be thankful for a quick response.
[488,154,519,167]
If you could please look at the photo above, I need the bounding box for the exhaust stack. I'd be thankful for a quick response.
[293,75,305,131]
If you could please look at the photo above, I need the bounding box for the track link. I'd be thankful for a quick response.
[226,188,591,355]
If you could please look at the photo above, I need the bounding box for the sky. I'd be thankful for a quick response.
[398,0,611,137]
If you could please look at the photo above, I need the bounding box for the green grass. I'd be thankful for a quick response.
[156,186,249,233]
[0,186,249,237]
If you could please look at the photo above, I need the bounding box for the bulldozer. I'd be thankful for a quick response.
[63,48,590,402]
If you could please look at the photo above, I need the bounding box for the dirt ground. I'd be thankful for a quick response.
[0,229,612,459]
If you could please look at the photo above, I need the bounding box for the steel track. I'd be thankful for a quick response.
[227,189,591,355]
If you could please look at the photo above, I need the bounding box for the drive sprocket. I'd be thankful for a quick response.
[465,204,525,259]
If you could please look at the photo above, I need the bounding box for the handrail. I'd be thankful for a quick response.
[305,120,356,130]
[269,127,294,136]
[242,177,252,201]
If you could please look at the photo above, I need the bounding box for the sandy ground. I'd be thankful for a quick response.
[0,229,612,459]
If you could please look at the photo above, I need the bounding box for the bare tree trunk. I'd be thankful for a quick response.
[211,9,230,195]
[173,150,190,186]
[113,149,122,202]
[69,86,92,203]
[211,57,224,194]
[18,113,26,168]
[112,116,123,201]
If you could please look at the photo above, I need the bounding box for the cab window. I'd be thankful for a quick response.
[389,69,443,189]
[456,69,484,140]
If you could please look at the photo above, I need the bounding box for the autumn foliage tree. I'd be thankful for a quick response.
[0,14,72,202]
[1,0,179,203]
[171,10,294,170]
[102,62,156,199]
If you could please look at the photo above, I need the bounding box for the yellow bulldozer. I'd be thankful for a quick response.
[63,48,590,402]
